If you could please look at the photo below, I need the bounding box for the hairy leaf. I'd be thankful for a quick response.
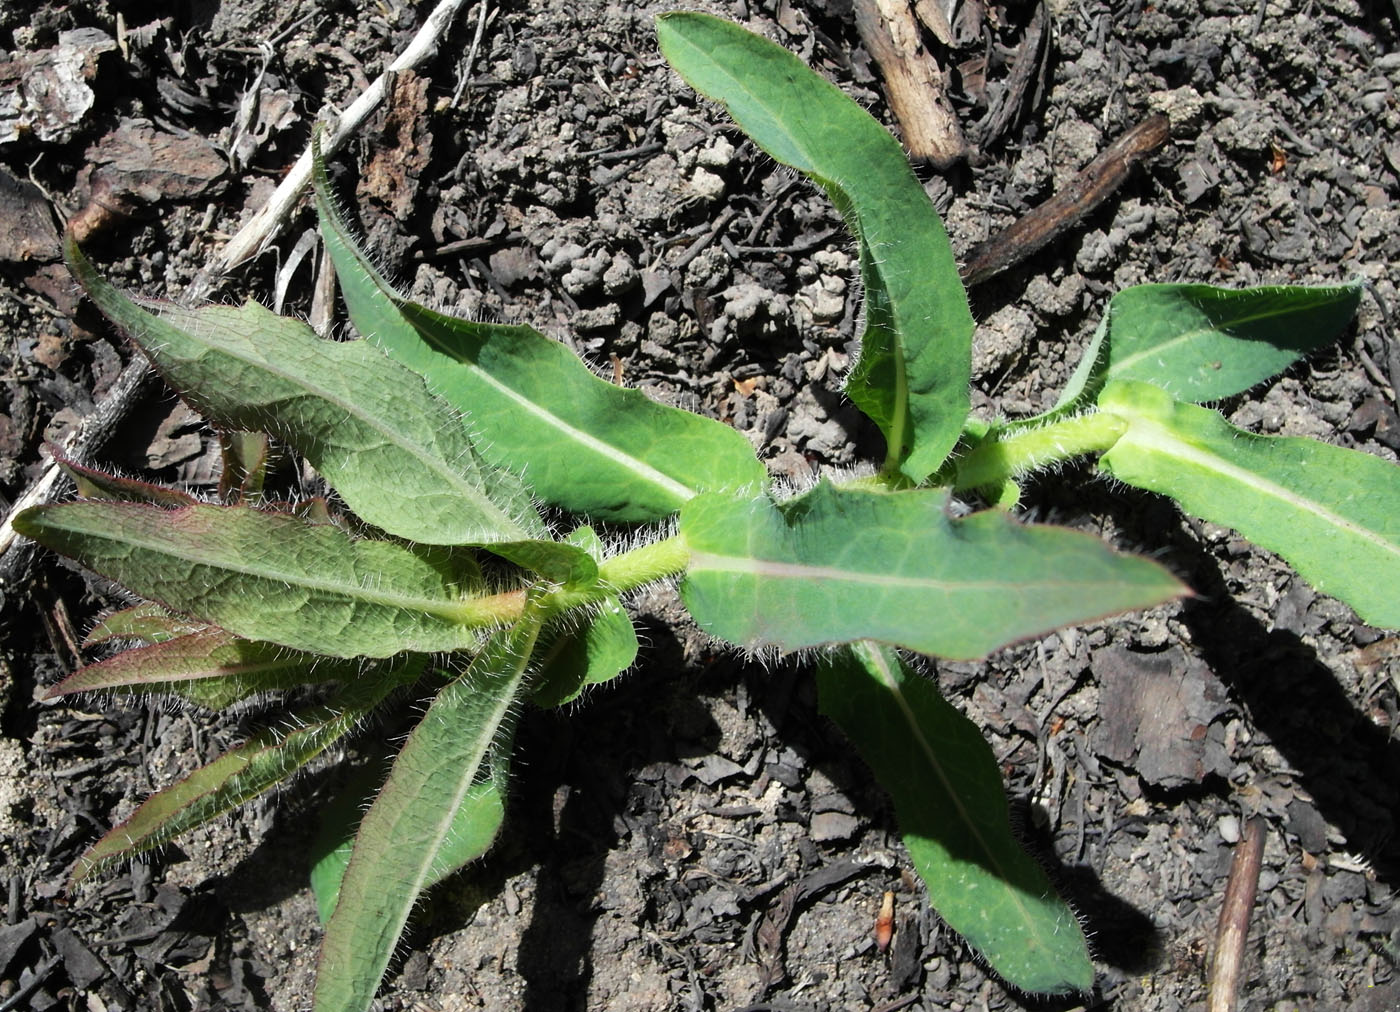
[658,12,973,482]
[59,459,198,508]
[48,629,368,709]
[1098,379,1400,627]
[84,603,208,648]
[312,148,765,522]
[531,525,638,706]
[67,235,542,548]
[680,482,1186,659]
[15,502,488,658]
[819,643,1092,993]
[492,538,598,589]
[310,747,506,924]
[1055,282,1361,411]
[73,665,415,882]
[314,601,544,1012]
[530,597,639,708]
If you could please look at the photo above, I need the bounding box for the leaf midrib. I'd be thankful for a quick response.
[86,710,354,868]
[316,208,697,506]
[51,510,475,623]
[84,652,311,686]
[399,302,697,503]
[1122,419,1400,561]
[315,622,537,1012]
[687,549,1140,593]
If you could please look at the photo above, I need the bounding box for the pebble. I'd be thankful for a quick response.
[1218,813,1242,844]
[689,167,726,202]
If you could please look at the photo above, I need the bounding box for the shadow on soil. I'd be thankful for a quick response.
[1179,554,1400,885]
[1087,479,1400,887]
[217,578,1169,1009]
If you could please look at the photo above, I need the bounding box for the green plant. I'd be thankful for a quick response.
[17,12,1397,1008]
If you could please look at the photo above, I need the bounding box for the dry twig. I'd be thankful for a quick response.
[960,113,1170,287]
[1207,816,1266,1012]
[190,0,472,297]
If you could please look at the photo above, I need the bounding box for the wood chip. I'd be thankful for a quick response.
[69,119,227,242]
[1093,644,1232,788]
[852,0,969,167]
[0,166,60,263]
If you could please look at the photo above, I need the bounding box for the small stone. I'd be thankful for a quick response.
[1218,814,1241,844]
[697,136,735,169]
[1075,229,1116,274]
[603,253,638,295]
[684,754,746,786]
[571,304,619,331]
[1287,797,1330,854]
[689,167,726,202]
[971,305,1033,379]
[1148,85,1206,130]
[561,249,609,296]
[1024,273,1085,316]
[31,333,67,370]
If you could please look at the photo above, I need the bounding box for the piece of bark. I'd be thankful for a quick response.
[960,113,1170,286]
[912,0,956,45]
[0,166,61,263]
[0,28,115,144]
[852,0,969,167]
[977,2,1049,146]
[1092,643,1232,789]
[359,71,433,221]
[68,119,227,242]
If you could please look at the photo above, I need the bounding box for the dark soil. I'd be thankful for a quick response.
[2,0,1399,1010]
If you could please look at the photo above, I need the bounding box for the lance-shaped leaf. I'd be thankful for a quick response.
[57,452,199,508]
[48,629,371,710]
[310,744,507,924]
[311,150,765,523]
[314,601,544,1012]
[679,482,1186,659]
[531,525,639,706]
[67,235,542,548]
[73,663,416,882]
[85,603,209,648]
[15,502,489,658]
[657,12,973,482]
[1053,282,1361,413]
[818,643,1092,994]
[1097,379,1400,628]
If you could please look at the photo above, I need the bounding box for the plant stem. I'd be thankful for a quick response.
[952,411,1128,491]
[453,533,691,628]
[450,588,527,627]
[598,533,691,590]
[548,534,691,616]
[1207,816,1265,1012]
